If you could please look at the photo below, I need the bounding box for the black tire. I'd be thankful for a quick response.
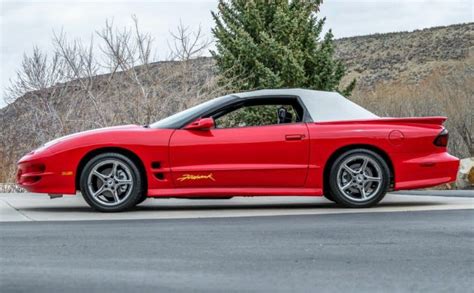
[328,149,390,208]
[323,192,336,202]
[136,193,148,205]
[80,153,144,212]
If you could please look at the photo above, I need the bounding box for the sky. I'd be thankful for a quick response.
[0,0,472,108]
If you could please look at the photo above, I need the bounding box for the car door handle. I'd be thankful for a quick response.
[285,134,305,141]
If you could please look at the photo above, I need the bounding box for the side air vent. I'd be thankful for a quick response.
[154,173,165,180]
[151,162,161,169]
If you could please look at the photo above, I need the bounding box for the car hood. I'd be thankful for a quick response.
[29,124,144,155]
[43,125,142,147]
[19,124,175,164]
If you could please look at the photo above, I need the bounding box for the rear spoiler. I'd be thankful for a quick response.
[316,116,447,126]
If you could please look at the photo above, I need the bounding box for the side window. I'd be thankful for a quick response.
[215,103,300,129]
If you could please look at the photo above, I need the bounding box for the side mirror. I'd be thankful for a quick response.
[184,117,215,131]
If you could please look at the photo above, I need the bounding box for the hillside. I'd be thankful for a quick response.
[336,23,472,88]
[1,23,472,182]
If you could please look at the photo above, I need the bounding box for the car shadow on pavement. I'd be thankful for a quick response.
[135,201,444,211]
[19,200,445,213]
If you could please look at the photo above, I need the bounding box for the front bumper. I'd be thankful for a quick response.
[16,152,77,195]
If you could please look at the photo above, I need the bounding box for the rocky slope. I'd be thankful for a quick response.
[335,23,472,88]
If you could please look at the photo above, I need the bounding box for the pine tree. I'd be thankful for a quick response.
[211,0,355,96]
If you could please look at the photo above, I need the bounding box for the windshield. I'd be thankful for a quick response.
[149,95,234,128]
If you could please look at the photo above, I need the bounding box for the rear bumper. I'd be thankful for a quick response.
[394,152,459,190]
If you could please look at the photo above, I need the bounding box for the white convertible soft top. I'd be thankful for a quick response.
[235,88,379,122]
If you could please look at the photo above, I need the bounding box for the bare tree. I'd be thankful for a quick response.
[168,21,213,61]
[1,16,227,183]
[96,16,159,124]
[5,47,68,142]
[351,63,473,158]
[52,30,107,126]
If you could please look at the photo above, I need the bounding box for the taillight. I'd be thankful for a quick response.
[434,129,448,147]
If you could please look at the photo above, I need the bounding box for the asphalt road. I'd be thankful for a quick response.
[1,192,473,292]
[0,210,473,292]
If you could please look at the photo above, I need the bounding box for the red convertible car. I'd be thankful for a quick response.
[17,89,459,212]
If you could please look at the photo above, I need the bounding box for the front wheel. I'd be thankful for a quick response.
[80,153,143,212]
[328,149,390,208]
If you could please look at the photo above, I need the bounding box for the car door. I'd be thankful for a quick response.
[168,99,310,188]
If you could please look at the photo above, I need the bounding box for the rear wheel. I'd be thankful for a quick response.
[80,153,143,212]
[323,192,336,202]
[328,149,390,208]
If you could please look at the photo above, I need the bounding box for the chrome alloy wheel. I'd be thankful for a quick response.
[87,159,134,206]
[336,154,383,202]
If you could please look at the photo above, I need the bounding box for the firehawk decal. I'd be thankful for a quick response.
[177,173,216,182]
